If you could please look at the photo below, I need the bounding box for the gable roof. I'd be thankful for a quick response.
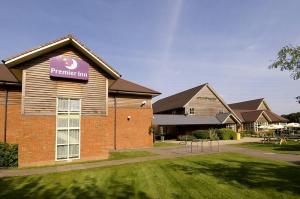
[0,64,19,83]
[2,34,120,79]
[240,110,271,123]
[109,78,160,96]
[216,113,239,124]
[229,98,265,110]
[265,110,289,122]
[153,84,207,113]
[231,109,288,123]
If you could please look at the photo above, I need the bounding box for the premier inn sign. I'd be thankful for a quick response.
[50,56,89,80]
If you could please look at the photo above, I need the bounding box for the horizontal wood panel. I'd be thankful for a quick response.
[108,96,152,109]
[185,86,230,116]
[22,46,108,115]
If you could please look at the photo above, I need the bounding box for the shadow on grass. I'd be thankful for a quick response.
[169,157,300,195]
[0,175,151,199]
[272,144,300,152]
[240,142,300,152]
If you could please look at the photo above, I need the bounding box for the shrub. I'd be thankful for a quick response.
[216,128,236,140]
[192,130,210,139]
[0,142,18,167]
[192,129,218,140]
[177,135,195,141]
[241,131,256,137]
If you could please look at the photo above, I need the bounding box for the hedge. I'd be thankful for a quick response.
[192,130,210,139]
[215,128,236,140]
[0,142,18,167]
[177,135,195,141]
[192,129,219,140]
[240,131,256,137]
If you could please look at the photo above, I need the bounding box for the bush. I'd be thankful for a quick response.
[216,128,236,140]
[0,142,18,167]
[177,135,195,141]
[192,129,218,140]
[241,131,256,137]
[192,130,210,139]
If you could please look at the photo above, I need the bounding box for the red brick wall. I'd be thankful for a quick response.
[0,92,154,167]
[3,103,114,167]
[115,108,153,149]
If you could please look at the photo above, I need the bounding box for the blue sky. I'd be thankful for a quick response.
[1,0,299,114]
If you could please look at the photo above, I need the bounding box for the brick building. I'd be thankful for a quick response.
[0,35,160,167]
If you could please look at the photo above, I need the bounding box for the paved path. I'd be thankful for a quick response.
[1,138,299,178]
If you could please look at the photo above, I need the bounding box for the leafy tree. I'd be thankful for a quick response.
[270,45,300,103]
[281,112,300,123]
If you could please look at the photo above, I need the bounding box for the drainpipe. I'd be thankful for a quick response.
[114,95,117,150]
[0,82,20,143]
[3,87,8,143]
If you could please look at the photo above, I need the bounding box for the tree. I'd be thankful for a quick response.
[281,112,300,123]
[270,45,300,103]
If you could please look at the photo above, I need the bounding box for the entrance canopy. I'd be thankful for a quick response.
[153,114,236,126]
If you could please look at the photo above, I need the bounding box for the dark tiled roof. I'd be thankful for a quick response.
[231,109,245,122]
[0,64,19,83]
[109,78,160,95]
[216,113,231,123]
[265,110,289,122]
[228,98,264,110]
[153,84,207,113]
[240,110,265,122]
[232,109,288,123]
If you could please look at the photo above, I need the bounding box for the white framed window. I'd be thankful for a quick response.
[56,98,81,161]
[189,108,195,115]
[226,124,236,132]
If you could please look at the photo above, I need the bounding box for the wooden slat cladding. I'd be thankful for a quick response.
[21,46,108,115]
[108,94,152,109]
[257,102,268,110]
[185,86,230,116]
[0,88,21,105]
[256,114,268,123]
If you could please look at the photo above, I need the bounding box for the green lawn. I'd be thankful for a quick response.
[233,141,300,155]
[154,141,180,147]
[109,151,157,160]
[1,153,300,199]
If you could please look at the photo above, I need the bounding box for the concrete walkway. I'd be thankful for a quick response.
[0,138,299,178]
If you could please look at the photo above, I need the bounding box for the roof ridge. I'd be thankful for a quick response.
[229,98,264,105]
[155,83,206,103]
[3,34,72,62]
[3,34,121,78]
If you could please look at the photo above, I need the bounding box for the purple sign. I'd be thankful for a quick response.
[50,56,89,80]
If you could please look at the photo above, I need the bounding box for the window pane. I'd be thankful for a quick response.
[69,115,80,128]
[57,145,68,159]
[69,129,79,144]
[57,130,68,144]
[69,144,79,158]
[58,98,69,112]
[57,114,68,128]
[70,99,80,112]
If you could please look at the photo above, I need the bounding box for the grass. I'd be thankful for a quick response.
[154,141,179,147]
[14,150,157,170]
[109,151,157,160]
[1,153,300,199]
[233,141,300,155]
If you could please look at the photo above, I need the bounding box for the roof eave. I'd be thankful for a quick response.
[109,90,161,97]
[3,36,121,79]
